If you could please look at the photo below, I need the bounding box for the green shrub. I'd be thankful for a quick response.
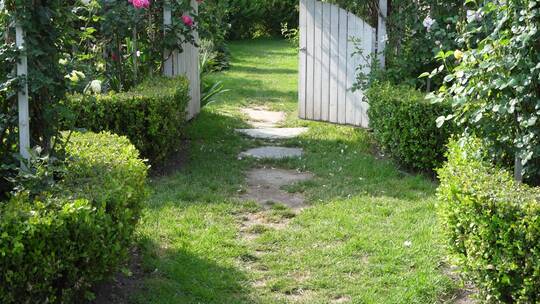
[0,131,148,303]
[0,93,17,198]
[64,76,190,164]
[366,82,456,172]
[438,137,540,303]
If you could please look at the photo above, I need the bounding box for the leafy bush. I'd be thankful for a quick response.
[438,137,540,303]
[0,131,148,303]
[64,76,190,164]
[366,82,456,172]
[430,0,540,182]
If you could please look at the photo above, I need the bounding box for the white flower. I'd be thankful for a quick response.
[96,62,105,72]
[136,51,141,57]
[89,80,102,94]
[65,70,85,82]
[59,58,68,65]
[466,10,482,22]
[81,0,91,5]
[423,16,435,31]
[403,240,413,248]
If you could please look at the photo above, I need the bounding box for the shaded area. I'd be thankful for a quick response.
[131,237,258,304]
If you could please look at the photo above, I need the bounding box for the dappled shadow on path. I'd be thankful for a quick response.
[133,237,259,304]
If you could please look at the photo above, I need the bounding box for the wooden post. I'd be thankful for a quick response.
[15,23,30,160]
[515,155,523,183]
[377,0,387,69]
[163,3,173,76]
[132,26,138,82]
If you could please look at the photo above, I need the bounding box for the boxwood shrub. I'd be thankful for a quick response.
[0,131,148,303]
[366,82,456,172]
[64,76,190,164]
[438,137,540,303]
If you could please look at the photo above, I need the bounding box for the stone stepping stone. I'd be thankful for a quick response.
[241,168,314,209]
[236,127,309,140]
[239,146,303,160]
[241,108,286,128]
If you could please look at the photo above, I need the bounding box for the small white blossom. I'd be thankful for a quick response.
[423,16,435,31]
[403,240,413,248]
[81,0,91,5]
[467,10,482,22]
[96,62,105,72]
[66,70,85,82]
[89,80,102,94]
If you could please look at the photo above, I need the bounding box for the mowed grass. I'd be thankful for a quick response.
[133,38,455,304]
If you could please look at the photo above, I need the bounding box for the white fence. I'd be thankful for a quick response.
[299,0,386,128]
[163,0,201,120]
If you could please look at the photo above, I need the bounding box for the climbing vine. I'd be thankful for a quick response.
[428,0,540,182]
[0,0,199,197]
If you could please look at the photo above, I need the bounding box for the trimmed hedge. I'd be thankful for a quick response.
[0,132,148,303]
[366,82,456,172]
[438,137,540,303]
[64,76,190,164]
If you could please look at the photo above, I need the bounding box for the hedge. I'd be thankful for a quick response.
[64,76,190,164]
[366,82,456,172]
[0,131,148,303]
[437,137,540,303]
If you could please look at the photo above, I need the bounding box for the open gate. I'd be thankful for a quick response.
[299,0,383,128]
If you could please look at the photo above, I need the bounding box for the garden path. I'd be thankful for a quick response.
[133,39,460,304]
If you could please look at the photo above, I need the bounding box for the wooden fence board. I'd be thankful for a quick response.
[299,0,376,128]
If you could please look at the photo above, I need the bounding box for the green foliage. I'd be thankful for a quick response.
[198,0,298,60]
[430,0,540,182]
[0,131,147,303]
[366,82,456,172]
[438,137,540,303]
[64,76,190,164]
[199,47,230,107]
[327,0,464,89]
[1,0,80,154]
[0,92,17,198]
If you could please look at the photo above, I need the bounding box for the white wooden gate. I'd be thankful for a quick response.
[163,0,201,120]
[299,0,376,128]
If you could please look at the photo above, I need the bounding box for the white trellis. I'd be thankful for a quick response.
[377,0,387,68]
[163,0,201,120]
[15,22,30,160]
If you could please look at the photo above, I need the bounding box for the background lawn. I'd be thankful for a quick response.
[133,38,456,304]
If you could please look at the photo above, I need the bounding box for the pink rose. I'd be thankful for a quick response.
[129,0,150,9]
[182,15,194,27]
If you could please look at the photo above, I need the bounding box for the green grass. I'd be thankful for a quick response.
[133,38,456,303]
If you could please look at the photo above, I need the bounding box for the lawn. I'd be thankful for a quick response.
[133,38,456,304]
